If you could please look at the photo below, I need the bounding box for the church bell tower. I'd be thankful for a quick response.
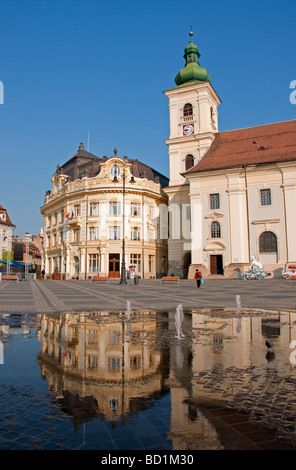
[164,31,221,277]
[164,30,221,186]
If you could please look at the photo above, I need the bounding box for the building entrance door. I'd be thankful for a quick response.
[210,255,224,275]
[109,253,120,278]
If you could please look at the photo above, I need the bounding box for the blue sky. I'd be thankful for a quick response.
[0,0,295,236]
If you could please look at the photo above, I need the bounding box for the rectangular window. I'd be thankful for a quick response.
[260,189,271,206]
[73,229,80,242]
[88,355,98,369]
[148,205,154,219]
[130,356,141,370]
[131,202,141,216]
[89,253,99,272]
[109,226,121,240]
[108,330,121,345]
[74,205,80,217]
[108,357,121,371]
[109,201,121,216]
[89,226,99,241]
[149,255,155,273]
[210,193,220,210]
[131,226,141,241]
[89,202,99,216]
[149,228,155,241]
[130,253,141,271]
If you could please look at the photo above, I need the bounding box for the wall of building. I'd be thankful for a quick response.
[187,163,296,278]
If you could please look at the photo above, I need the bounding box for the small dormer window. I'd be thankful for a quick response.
[111,164,120,178]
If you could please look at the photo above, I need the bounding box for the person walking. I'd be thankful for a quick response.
[194,269,203,288]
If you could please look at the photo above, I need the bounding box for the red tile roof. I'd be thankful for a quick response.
[0,205,15,227]
[185,120,296,174]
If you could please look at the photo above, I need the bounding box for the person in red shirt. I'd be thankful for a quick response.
[194,269,203,288]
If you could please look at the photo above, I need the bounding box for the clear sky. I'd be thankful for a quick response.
[0,0,295,236]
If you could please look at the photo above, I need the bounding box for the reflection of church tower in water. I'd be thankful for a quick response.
[164,31,221,278]
[37,312,169,429]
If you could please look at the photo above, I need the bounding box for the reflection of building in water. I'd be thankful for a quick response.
[38,312,169,429]
[168,387,223,450]
[0,314,39,337]
[190,309,296,376]
[167,309,296,449]
[166,310,224,449]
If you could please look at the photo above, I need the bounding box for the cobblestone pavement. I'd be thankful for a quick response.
[0,278,296,452]
[0,278,295,313]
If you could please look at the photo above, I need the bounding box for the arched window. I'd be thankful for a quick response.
[259,231,277,253]
[211,221,221,238]
[183,103,193,117]
[185,154,194,170]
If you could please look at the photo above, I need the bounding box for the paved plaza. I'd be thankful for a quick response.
[0,277,295,314]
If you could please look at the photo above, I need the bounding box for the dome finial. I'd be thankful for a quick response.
[189,27,194,38]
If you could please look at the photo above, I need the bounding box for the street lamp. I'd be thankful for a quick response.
[112,156,135,285]
[25,233,33,280]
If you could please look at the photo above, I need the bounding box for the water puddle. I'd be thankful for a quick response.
[0,305,296,450]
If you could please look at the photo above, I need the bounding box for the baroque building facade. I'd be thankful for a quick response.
[40,145,168,279]
[164,31,296,278]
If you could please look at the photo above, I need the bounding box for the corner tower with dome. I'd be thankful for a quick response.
[164,31,221,277]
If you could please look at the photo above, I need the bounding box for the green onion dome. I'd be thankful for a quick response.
[174,31,211,86]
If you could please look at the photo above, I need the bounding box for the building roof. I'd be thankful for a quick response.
[185,120,296,174]
[0,205,15,227]
[174,31,211,87]
[57,143,169,188]
[57,143,103,181]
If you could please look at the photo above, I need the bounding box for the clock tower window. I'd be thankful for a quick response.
[183,103,193,117]
[185,154,194,171]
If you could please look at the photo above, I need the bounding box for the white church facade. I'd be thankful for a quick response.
[164,32,296,279]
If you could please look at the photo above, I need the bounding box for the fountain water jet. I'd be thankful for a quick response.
[175,304,184,339]
[236,295,241,315]
[236,295,242,333]
[126,300,131,320]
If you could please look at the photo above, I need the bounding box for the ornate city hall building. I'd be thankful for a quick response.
[164,31,296,278]
[40,145,168,279]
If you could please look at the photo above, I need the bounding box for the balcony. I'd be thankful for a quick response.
[181,115,195,123]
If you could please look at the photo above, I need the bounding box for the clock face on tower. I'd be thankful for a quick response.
[183,124,194,135]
